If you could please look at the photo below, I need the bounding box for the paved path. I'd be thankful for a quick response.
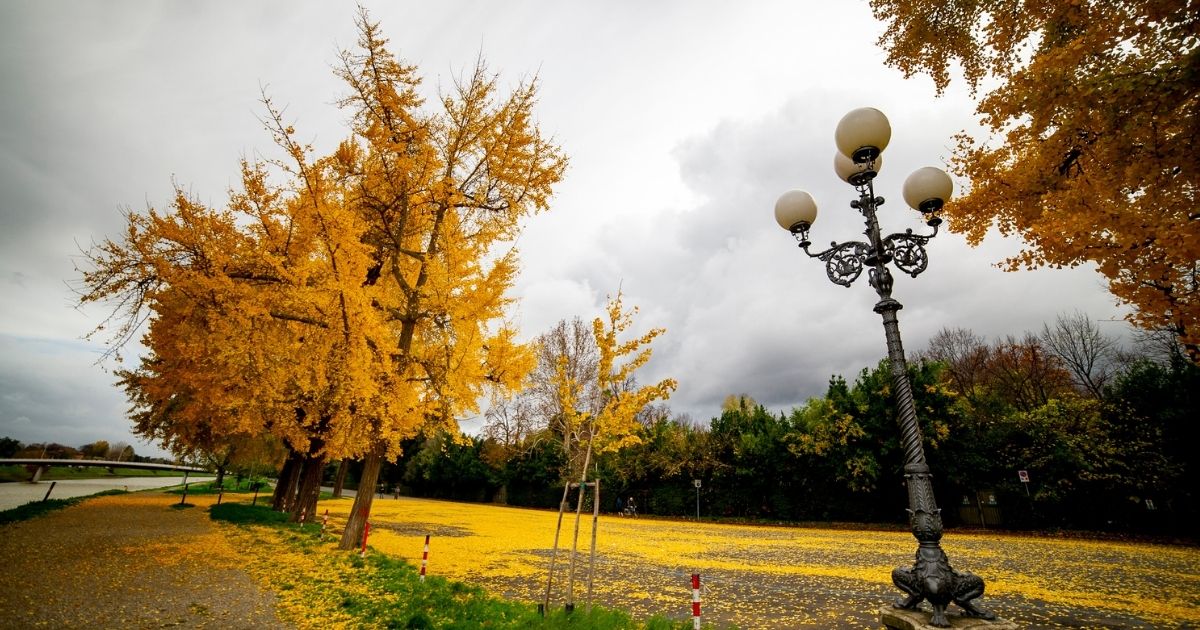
[0,491,287,629]
[0,476,214,511]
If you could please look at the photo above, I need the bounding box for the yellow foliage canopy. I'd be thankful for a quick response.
[871,0,1200,358]
[549,292,677,479]
[78,10,566,470]
[591,292,678,453]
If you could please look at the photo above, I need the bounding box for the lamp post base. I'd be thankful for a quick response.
[880,606,1019,630]
[891,541,994,627]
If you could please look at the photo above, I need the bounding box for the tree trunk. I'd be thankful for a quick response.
[272,450,302,512]
[332,459,348,499]
[339,446,383,550]
[291,451,326,523]
[214,465,226,489]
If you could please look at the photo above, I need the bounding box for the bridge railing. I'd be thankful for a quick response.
[0,459,210,482]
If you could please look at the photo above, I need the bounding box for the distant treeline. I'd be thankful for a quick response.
[354,319,1198,536]
[0,437,174,466]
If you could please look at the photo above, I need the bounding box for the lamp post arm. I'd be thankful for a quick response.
[797,239,872,287]
[883,221,939,243]
[881,224,939,278]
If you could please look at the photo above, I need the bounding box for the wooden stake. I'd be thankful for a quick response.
[564,440,594,612]
[585,476,600,611]
[541,481,573,614]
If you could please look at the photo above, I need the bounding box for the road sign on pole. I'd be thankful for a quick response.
[1018,470,1030,496]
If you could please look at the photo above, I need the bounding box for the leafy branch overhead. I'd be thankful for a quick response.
[871,0,1200,360]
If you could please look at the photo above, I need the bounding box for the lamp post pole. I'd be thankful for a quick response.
[774,108,996,628]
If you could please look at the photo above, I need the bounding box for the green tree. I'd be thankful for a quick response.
[80,440,109,460]
[15,443,79,459]
[501,435,566,508]
[403,432,497,502]
[1102,353,1200,528]
[0,437,20,458]
[710,398,792,518]
[600,412,708,515]
[786,360,958,522]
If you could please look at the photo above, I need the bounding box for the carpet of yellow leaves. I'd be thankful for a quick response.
[220,523,367,630]
[321,495,1200,629]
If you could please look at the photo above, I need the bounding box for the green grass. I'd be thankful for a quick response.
[0,489,128,526]
[210,501,291,525]
[208,501,720,629]
[0,464,171,483]
[344,553,686,630]
[167,478,269,495]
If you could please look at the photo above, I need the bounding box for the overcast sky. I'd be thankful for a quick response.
[0,2,1130,459]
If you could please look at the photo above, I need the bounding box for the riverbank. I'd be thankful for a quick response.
[0,476,214,511]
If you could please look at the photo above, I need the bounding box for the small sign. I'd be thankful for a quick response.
[693,479,702,489]
[1018,470,1030,483]
[1146,498,1156,511]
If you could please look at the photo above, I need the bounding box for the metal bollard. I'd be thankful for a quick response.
[420,534,430,581]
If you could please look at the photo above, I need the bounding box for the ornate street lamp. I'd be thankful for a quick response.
[774,108,996,628]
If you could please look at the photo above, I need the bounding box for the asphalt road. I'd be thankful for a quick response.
[0,475,214,511]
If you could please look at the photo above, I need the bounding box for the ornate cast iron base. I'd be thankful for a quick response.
[892,544,995,627]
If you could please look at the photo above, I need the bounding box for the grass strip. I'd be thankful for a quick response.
[210,502,722,629]
[0,464,171,483]
[0,489,128,526]
[167,479,270,495]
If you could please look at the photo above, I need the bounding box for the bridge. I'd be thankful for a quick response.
[0,458,210,482]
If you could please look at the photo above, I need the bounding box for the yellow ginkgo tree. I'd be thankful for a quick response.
[329,10,565,550]
[78,8,566,541]
[545,292,678,483]
[541,291,676,612]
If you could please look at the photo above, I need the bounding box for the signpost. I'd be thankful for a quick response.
[1018,470,1030,496]
[693,479,701,520]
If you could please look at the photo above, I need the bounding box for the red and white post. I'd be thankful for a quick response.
[420,534,430,581]
[691,573,701,629]
[360,521,371,558]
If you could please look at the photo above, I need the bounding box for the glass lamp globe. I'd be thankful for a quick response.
[834,151,883,185]
[902,167,954,212]
[774,190,818,232]
[835,107,891,162]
